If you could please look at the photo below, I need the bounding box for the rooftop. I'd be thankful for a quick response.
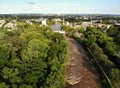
[50,24,61,31]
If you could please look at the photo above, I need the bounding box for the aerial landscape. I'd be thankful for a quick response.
[0,0,120,88]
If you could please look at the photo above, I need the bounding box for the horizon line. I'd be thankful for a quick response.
[0,13,120,16]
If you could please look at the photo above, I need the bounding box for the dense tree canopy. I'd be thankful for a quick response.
[0,23,69,88]
[70,25,120,88]
[83,27,120,87]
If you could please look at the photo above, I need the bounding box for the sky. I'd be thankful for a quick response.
[0,0,120,14]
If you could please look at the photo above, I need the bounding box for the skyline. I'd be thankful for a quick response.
[0,0,120,14]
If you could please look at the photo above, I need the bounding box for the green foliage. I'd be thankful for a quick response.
[62,25,76,37]
[111,68,120,83]
[0,82,9,88]
[47,20,55,25]
[107,26,120,45]
[0,23,69,88]
[19,84,33,88]
[79,27,120,87]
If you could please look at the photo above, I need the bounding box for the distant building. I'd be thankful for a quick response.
[114,23,120,27]
[26,20,33,25]
[82,22,92,31]
[0,20,5,27]
[97,24,106,28]
[53,18,62,22]
[41,19,47,26]
[66,22,70,26]
[4,22,17,30]
[50,24,65,34]
[63,18,65,25]
[83,16,89,20]
[107,25,111,29]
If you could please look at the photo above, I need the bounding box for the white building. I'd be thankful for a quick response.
[4,22,17,30]
[66,22,70,26]
[0,20,5,27]
[41,19,47,26]
[82,22,92,31]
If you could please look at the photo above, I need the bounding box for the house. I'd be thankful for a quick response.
[41,19,47,26]
[82,22,92,31]
[26,20,33,25]
[0,20,5,27]
[114,23,120,27]
[50,24,65,34]
[4,22,17,30]
[66,22,70,26]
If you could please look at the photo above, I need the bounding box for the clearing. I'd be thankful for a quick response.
[66,37,102,88]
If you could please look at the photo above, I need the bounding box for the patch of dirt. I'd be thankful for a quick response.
[66,37,102,88]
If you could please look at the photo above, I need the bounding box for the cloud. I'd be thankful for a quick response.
[32,6,50,12]
[1,1,120,14]
[26,3,76,13]
[28,2,35,5]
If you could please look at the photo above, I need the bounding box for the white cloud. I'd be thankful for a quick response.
[0,1,120,14]
[28,2,36,5]
[32,6,50,12]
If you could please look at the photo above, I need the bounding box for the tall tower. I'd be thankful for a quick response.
[63,18,65,25]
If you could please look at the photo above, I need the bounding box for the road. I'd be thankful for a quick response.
[66,37,102,88]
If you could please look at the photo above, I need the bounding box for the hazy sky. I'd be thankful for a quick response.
[0,0,120,14]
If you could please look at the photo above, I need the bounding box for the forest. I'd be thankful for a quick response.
[0,22,69,88]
